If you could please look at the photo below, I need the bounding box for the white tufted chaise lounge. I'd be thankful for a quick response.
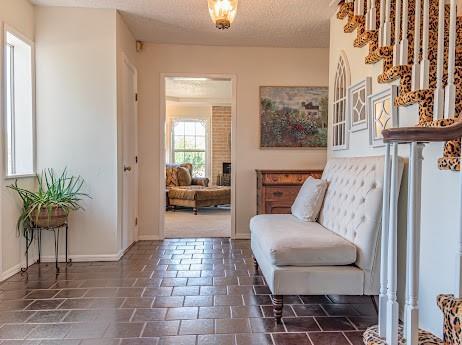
[250,156,404,323]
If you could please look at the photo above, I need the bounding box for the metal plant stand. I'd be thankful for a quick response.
[21,222,70,273]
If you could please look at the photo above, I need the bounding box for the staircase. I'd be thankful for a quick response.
[337,0,462,171]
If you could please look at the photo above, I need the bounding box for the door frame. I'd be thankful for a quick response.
[121,53,139,251]
[159,73,237,240]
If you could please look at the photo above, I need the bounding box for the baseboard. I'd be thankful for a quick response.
[138,235,162,241]
[234,233,251,240]
[40,251,124,263]
[1,263,23,282]
[0,256,37,282]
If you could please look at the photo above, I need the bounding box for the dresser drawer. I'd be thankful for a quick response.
[265,187,299,201]
[263,173,309,185]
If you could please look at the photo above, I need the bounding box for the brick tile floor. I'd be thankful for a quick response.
[0,239,377,344]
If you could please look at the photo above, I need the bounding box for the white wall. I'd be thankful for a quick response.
[136,44,329,239]
[329,14,459,337]
[0,0,36,280]
[35,7,121,259]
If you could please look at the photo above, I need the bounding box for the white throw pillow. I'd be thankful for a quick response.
[291,177,328,222]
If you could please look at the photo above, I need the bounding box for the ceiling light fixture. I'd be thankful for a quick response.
[208,0,238,30]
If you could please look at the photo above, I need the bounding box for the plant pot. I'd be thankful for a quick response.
[31,206,68,228]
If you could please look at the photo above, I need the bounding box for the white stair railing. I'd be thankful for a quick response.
[394,0,403,65]
[420,0,430,89]
[445,0,457,118]
[404,143,424,345]
[400,0,409,65]
[369,0,378,30]
[412,0,422,90]
[434,0,446,120]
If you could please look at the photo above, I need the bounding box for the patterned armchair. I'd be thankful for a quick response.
[166,163,209,188]
[165,163,230,215]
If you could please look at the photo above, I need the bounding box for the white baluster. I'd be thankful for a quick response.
[457,143,462,299]
[445,0,457,118]
[386,142,400,345]
[434,0,446,120]
[370,0,378,30]
[394,0,402,65]
[399,0,409,65]
[355,0,365,15]
[383,0,393,46]
[379,143,392,338]
[366,0,372,29]
[380,0,386,44]
[404,142,424,345]
[420,0,430,89]
[412,0,422,90]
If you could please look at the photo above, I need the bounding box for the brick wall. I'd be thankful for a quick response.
[211,106,232,185]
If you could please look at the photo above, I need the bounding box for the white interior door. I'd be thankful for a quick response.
[122,57,138,252]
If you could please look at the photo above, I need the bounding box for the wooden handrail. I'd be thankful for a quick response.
[383,120,462,143]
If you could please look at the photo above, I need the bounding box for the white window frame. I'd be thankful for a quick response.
[2,24,36,179]
[171,118,209,178]
[367,86,399,147]
[348,77,372,132]
[332,52,351,151]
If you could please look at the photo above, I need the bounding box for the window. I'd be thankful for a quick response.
[4,28,35,177]
[172,120,207,177]
[332,52,350,150]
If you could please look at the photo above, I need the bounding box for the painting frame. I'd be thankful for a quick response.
[367,85,399,147]
[259,86,329,149]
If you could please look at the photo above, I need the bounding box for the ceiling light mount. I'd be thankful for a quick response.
[208,0,238,30]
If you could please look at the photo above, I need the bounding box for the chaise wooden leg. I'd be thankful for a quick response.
[193,208,198,215]
[370,295,378,314]
[273,295,283,324]
[252,256,259,273]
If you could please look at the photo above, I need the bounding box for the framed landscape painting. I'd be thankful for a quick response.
[260,86,328,148]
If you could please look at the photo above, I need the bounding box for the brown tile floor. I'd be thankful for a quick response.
[0,239,377,345]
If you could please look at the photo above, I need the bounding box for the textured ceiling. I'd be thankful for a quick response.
[166,78,232,101]
[30,0,334,48]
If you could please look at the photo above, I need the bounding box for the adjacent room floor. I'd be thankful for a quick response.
[0,239,376,345]
[165,207,231,238]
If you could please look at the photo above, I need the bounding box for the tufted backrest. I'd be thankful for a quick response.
[318,156,403,279]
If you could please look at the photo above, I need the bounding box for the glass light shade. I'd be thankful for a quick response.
[208,0,238,30]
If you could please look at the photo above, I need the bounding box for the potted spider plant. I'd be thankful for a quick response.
[8,169,90,236]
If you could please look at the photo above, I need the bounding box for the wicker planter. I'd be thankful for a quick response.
[31,206,68,228]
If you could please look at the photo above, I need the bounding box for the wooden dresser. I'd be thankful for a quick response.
[256,170,323,215]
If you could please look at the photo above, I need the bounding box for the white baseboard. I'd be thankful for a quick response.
[1,263,23,282]
[138,235,162,241]
[40,251,124,263]
[234,233,251,240]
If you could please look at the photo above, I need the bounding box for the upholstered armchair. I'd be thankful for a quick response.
[166,163,209,188]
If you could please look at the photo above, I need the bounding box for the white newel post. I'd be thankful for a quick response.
[386,143,399,345]
[404,142,424,345]
[383,0,393,46]
[412,0,422,90]
[400,0,409,65]
[420,0,430,89]
[444,0,457,118]
[434,0,446,120]
[379,143,392,337]
[394,0,402,65]
[380,0,386,45]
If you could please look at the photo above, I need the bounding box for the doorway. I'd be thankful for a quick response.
[160,74,236,239]
[121,55,138,252]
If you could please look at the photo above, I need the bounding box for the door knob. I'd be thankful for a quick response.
[124,166,132,172]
